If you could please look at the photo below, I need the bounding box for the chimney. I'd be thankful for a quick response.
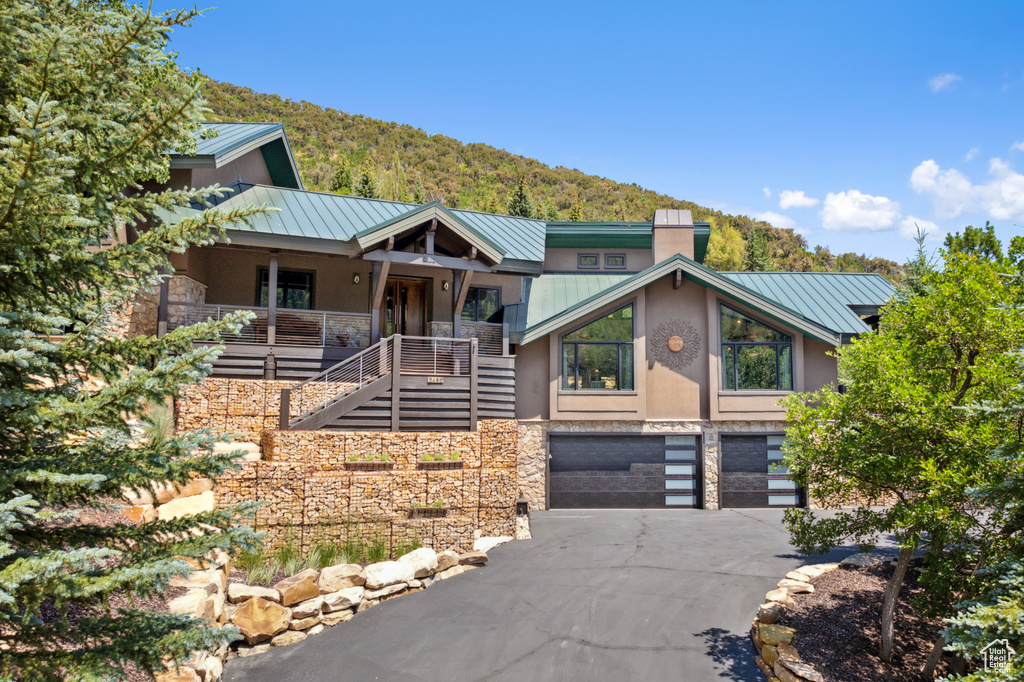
[652,209,695,262]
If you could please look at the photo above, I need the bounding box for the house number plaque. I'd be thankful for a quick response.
[427,376,444,384]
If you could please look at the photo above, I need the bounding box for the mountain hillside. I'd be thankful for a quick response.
[202,79,900,278]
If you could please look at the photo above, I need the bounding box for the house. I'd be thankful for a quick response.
[141,122,894,513]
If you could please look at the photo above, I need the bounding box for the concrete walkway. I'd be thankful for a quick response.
[224,509,855,682]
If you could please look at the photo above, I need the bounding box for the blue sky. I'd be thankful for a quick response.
[159,0,1024,263]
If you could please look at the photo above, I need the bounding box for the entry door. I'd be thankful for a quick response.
[381,279,426,337]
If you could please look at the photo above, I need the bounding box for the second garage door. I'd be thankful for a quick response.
[720,434,803,508]
[549,434,702,508]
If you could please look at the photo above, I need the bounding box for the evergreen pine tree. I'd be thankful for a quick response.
[413,175,426,204]
[743,227,772,271]
[569,202,583,222]
[545,203,561,221]
[506,175,535,218]
[330,158,352,194]
[355,165,380,198]
[0,3,263,679]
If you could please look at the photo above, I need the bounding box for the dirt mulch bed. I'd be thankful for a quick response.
[782,562,946,681]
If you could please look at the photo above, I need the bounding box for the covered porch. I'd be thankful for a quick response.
[157,201,521,380]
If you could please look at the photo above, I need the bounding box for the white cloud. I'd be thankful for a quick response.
[899,216,944,241]
[965,147,979,161]
[778,190,820,209]
[762,186,771,198]
[819,190,901,231]
[753,211,796,230]
[909,157,1024,221]
[929,73,962,93]
[1012,141,1024,152]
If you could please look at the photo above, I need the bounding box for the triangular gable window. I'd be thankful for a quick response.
[720,305,793,390]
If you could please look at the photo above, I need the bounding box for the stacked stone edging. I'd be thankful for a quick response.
[750,563,839,682]
[156,546,490,680]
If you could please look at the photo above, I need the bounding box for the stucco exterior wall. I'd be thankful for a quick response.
[191,149,274,189]
[543,248,654,272]
[644,277,709,421]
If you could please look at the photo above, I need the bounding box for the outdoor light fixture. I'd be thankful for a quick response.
[442,280,450,291]
[353,273,360,284]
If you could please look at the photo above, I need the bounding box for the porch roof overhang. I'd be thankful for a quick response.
[513,254,844,346]
[354,202,506,266]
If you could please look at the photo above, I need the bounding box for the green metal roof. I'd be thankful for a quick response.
[719,272,894,336]
[169,123,302,189]
[543,221,710,264]
[511,255,844,346]
[508,265,894,346]
[156,184,546,268]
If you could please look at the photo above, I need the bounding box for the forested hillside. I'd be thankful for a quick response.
[203,79,900,277]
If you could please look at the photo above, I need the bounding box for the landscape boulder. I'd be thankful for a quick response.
[290,596,323,619]
[458,551,488,566]
[274,568,320,606]
[322,586,364,613]
[435,550,459,572]
[318,563,365,593]
[398,548,439,578]
[227,583,281,604]
[230,597,291,645]
[157,491,215,521]
[364,561,415,590]
[777,579,814,594]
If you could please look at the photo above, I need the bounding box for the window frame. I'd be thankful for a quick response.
[604,253,627,269]
[577,253,600,270]
[257,267,316,310]
[719,304,794,392]
[560,303,635,392]
[461,286,501,323]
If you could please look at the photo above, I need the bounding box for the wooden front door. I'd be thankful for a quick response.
[381,279,426,338]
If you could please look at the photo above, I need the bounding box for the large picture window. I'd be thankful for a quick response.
[720,305,793,391]
[258,268,314,310]
[561,304,634,390]
[461,287,500,322]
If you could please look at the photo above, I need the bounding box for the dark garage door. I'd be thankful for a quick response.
[549,434,702,508]
[720,435,803,508]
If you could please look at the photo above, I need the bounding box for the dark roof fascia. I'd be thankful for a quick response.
[545,222,653,249]
[265,126,304,189]
[354,201,506,264]
[520,254,842,346]
[693,222,710,264]
[494,259,544,276]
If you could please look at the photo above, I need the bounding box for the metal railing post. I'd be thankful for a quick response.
[391,335,402,432]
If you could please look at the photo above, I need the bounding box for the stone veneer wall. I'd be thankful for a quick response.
[176,378,519,553]
[110,275,207,338]
[213,422,518,553]
[517,419,788,511]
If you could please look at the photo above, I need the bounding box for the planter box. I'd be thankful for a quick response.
[344,461,394,471]
[417,460,464,470]
[409,506,449,518]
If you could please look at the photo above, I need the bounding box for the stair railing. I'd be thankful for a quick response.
[280,336,394,428]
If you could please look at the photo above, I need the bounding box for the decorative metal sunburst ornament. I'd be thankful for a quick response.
[651,319,700,372]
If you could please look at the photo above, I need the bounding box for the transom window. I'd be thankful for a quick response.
[561,304,634,391]
[605,254,626,269]
[578,253,599,269]
[258,268,314,310]
[461,287,500,322]
[720,305,793,391]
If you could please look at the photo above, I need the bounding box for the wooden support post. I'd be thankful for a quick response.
[370,261,390,345]
[453,269,473,339]
[425,217,437,256]
[469,339,478,431]
[673,268,683,290]
[279,388,291,430]
[390,335,402,432]
[156,272,169,338]
[267,254,279,344]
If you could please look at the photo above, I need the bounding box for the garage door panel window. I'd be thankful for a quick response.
[721,305,793,391]
[562,304,634,390]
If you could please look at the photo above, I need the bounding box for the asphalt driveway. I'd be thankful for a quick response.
[224,509,856,682]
